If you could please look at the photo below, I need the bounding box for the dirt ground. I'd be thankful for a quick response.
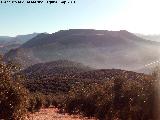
[25,108,96,120]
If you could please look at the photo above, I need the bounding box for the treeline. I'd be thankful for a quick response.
[0,58,159,119]
[0,59,59,119]
[61,77,157,119]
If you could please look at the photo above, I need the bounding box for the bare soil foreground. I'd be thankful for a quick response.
[25,108,96,120]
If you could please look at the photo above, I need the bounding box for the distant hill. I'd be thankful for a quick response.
[20,66,148,94]
[18,60,92,93]
[4,29,160,72]
[135,33,160,42]
[0,33,39,54]
[19,60,92,79]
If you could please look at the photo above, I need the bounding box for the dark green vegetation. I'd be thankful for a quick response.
[20,60,149,95]
[13,60,157,120]
[63,76,156,120]
[18,60,92,94]
[1,29,160,119]
[0,58,159,119]
[0,58,29,120]
[0,59,58,120]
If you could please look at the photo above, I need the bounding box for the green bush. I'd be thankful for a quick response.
[62,76,157,120]
[44,99,51,108]
[34,97,43,112]
[27,96,36,113]
[28,93,44,112]
[0,60,29,120]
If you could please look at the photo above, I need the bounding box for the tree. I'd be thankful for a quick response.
[0,56,29,120]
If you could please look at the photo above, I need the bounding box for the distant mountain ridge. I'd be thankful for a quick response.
[21,30,154,48]
[0,33,40,54]
[4,29,160,73]
[135,33,160,42]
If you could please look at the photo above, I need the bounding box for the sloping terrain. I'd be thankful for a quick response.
[20,60,92,78]
[19,61,154,120]
[19,60,148,94]
[18,60,92,93]
[0,33,39,54]
[4,29,160,72]
[136,33,160,42]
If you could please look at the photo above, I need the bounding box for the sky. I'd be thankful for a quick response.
[0,0,160,36]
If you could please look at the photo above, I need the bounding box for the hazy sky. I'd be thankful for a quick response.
[0,0,160,36]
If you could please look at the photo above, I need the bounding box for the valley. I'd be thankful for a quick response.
[0,29,159,120]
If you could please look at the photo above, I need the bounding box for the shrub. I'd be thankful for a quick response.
[33,93,44,112]
[44,96,51,108]
[63,81,113,118]
[27,96,36,113]
[0,60,29,120]
[62,76,157,120]
[34,96,43,112]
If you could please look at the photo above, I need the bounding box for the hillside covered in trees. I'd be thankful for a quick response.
[4,29,160,73]
[1,29,160,120]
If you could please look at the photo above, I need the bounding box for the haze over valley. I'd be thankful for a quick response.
[1,29,160,73]
[1,0,160,119]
